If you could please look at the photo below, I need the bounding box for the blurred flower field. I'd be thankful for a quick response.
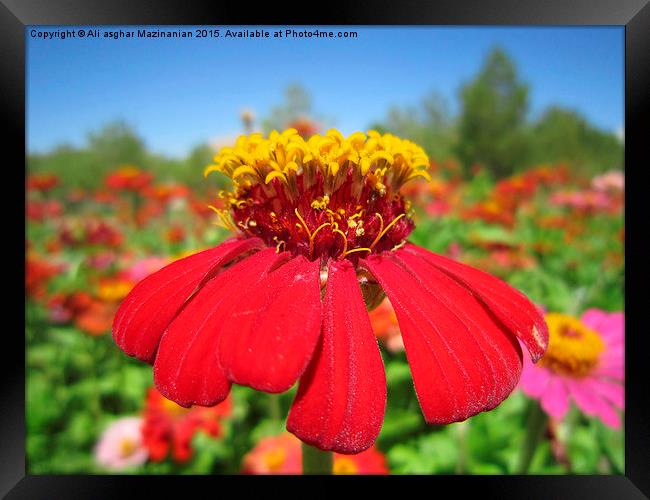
[26,155,624,474]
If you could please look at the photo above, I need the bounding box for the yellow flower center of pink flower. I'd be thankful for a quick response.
[333,457,359,474]
[539,313,604,377]
[263,448,287,471]
[118,438,137,458]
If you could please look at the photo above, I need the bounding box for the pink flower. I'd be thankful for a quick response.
[95,417,148,471]
[520,309,624,429]
[122,256,170,282]
[591,171,624,193]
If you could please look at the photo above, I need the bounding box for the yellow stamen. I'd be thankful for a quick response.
[273,236,286,253]
[343,247,372,257]
[309,222,331,258]
[370,213,406,250]
[392,240,407,251]
[332,228,349,258]
[369,213,384,248]
[294,208,312,239]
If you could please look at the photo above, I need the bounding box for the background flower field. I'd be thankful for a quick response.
[26,42,624,474]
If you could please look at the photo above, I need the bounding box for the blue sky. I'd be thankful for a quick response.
[27,26,624,158]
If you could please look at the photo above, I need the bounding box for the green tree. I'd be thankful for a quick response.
[87,120,147,168]
[260,83,331,134]
[371,90,456,161]
[456,47,529,177]
[527,106,623,174]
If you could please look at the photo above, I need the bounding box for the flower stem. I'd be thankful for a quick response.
[302,442,333,475]
[268,393,281,422]
[455,421,469,474]
[515,400,549,474]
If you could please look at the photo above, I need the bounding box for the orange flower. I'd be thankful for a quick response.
[241,433,389,474]
[369,298,404,353]
[74,300,119,336]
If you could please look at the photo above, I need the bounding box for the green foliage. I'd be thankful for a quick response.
[456,47,529,177]
[526,106,624,174]
[371,48,621,180]
[28,121,216,190]
[371,91,457,162]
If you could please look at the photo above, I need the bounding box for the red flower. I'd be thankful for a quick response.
[143,183,189,203]
[165,225,186,244]
[286,117,320,138]
[113,130,548,455]
[105,165,153,192]
[27,172,59,192]
[26,254,65,299]
[26,199,64,222]
[141,387,231,463]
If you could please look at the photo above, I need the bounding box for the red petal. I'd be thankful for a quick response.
[219,255,322,393]
[361,252,523,424]
[287,259,386,454]
[112,237,262,363]
[153,248,285,407]
[403,244,548,361]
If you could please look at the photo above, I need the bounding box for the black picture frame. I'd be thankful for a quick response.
[6,0,648,497]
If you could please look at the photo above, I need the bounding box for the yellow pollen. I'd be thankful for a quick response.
[310,195,330,210]
[333,457,358,475]
[539,313,605,377]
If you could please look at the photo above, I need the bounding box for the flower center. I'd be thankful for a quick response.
[205,129,430,262]
[263,448,287,471]
[333,457,359,474]
[539,313,605,377]
[118,438,137,458]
